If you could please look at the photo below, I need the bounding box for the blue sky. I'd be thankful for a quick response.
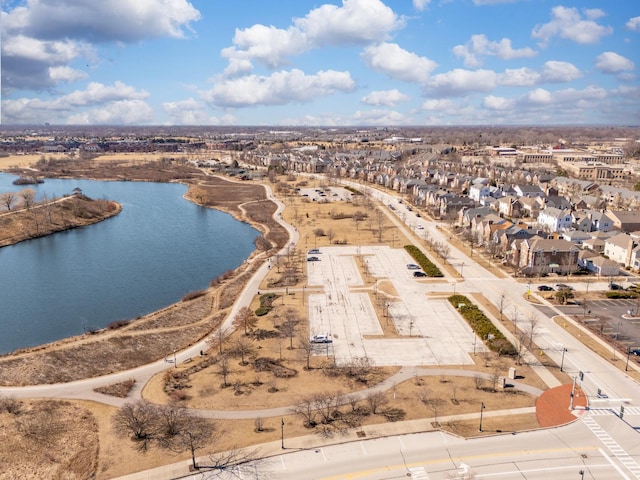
[1,0,639,126]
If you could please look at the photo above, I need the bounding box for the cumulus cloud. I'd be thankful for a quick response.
[162,98,235,125]
[48,66,88,83]
[222,0,403,70]
[66,100,155,125]
[1,81,151,124]
[539,60,582,82]
[351,109,407,125]
[360,89,409,106]
[422,99,455,111]
[426,69,498,96]
[361,43,437,83]
[202,69,356,108]
[453,34,536,67]
[532,6,613,47]
[484,85,607,112]
[3,0,201,43]
[1,0,201,94]
[627,16,640,32]
[595,52,635,73]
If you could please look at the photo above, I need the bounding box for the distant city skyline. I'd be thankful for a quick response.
[1,0,639,126]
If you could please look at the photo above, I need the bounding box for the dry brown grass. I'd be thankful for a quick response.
[0,170,548,479]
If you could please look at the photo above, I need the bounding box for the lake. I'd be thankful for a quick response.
[0,174,259,354]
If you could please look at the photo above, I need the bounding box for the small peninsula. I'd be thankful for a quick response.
[0,189,121,248]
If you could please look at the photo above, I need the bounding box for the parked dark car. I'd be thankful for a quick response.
[307,256,320,262]
[413,271,427,277]
[609,283,624,290]
[537,285,553,291]
[555,283,573,291]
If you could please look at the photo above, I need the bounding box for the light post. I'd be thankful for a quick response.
[173,349,177,369]
[527,282,531,299]
[560,347,568,372]
[281,418,285,449]
[479,402,486,432]
[626,347,632,371]
[579,469,584,479]
[460,262,465,277]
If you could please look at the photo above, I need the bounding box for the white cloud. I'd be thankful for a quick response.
[48,66,88,83]
[67,100,155,125]
[1,0,200,93]
[360,89,409,106]
[539,60,582,82]
[421,99,455,111]
[351,109,407,125]
[497,67,539,86]
[361,42,437,83]
[482,95,514,110]
[2,0,201,43]
[202,69,356,108]
[595,52,635,73]
[426,69,498,96]
[162,98,235,125]
[413,0,432,11]
[627,16,640,32]
[532,6,613,47]
[1,81,151,124]
[453,34,536,67]
[222,0,403,69]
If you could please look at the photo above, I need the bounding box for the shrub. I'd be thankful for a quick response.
[605,291,637,299]
[255,306,269,316]
[448,294,516,356]
[404,245,443,277]
[182,289,206,301]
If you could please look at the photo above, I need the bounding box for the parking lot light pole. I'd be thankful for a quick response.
[561,347,568,372]
[626,347,632,371]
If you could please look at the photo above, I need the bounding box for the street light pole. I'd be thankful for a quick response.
[281,418,285,449]
[479,402,485,432]
[626,347,631,371]
[561,347,568,372]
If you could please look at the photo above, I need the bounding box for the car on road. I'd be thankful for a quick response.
[631,348,640,356]
[555,283,573,291]
[537,285,553,291]
[307,256,320,262]
[609,283,624,290]
[413,271,427,277]
[416,225,424,230]
[307,249,321,254]
[310,334,332,344]
[407,263,420,270]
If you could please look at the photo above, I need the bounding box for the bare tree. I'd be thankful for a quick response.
[313,391,344,424]
[233,307,257,335]
[112,400,159,450]
[20,188,36,210]
[0,192,16,211]
[230,337,256,366]
[297,335,318,370]
[166,414,215,470]
[290,396,317,427]
[208,327,231,355]
[365,391,388,415]
[497,292,507,320]
[216,354,232,387]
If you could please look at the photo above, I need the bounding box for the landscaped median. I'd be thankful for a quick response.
[404,244,443,277]
[448,294,517,356]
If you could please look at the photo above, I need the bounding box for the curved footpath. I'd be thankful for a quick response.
[0,181,586,480]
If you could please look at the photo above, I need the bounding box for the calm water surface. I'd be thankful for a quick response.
[0,174,259,354]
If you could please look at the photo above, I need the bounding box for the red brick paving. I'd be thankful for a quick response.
[536,384,588,427]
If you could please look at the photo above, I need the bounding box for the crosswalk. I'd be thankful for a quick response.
[583,415,640,479]
[587,406,640,416]
[408,466,430,479]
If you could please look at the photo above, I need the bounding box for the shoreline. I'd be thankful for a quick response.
[0,167,288,382]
